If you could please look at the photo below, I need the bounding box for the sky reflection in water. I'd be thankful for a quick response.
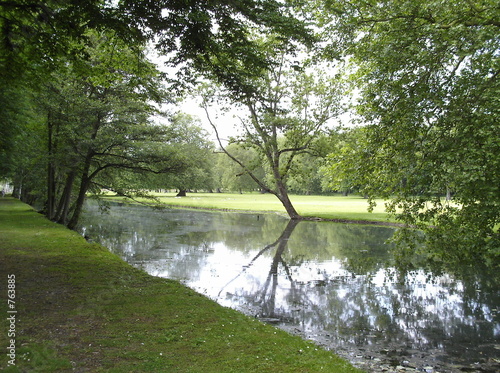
[79,202,499,372]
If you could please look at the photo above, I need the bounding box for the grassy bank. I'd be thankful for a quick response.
[120,192,394,223]
[0,197,362,372]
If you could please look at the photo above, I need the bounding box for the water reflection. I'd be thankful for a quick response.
[79,202,500,372]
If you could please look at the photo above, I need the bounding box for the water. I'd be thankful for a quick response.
[78,202,500,372]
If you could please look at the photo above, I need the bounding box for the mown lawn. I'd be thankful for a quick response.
[0,197,363,372]
[124,192,395,223]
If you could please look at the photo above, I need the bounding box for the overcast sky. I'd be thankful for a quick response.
[150,48,240,145]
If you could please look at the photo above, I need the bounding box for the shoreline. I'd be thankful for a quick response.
[0,197,362,372]
[101,194,406,228]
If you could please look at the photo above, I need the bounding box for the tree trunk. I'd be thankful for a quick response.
[67,174,90,230]
[67,154,93,230]
[67,112,102,230]
[55,170,76,224]
[275,180,301,219]
[46,112,56,220]
[12,177,22,199]
[446,187,452,201]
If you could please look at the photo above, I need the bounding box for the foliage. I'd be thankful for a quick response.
[320,0,500,263]
[0,0,123,79]
[287,131,342,195]
[203,36,345,218]
[6,30,193,228]
[0,81,37,178]
[321,127,373,196]
[213,144,265,193]
[1,0,313,78]
[142,113,216,193]
[126,0,316,95]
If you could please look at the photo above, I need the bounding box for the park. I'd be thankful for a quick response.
[1,0,498,371]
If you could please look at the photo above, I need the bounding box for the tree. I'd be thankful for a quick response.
[7,112,47,204]
[203,37,345,219]
[142,113,216,195]
[320,0,500,263]
[0,81,33,177]
[321,127,373,196]
[213,144,265,193]
[287,131,341,195]
[0,0,122,79]
[7,30,190,229]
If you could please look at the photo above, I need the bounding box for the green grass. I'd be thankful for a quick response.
[114,192,395,223]
[0,197,363,372]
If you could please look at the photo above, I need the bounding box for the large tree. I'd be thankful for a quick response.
[8,30,189,229]
[203,36,344,219]
[320,0,500,263]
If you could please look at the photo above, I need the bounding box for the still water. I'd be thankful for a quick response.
[78,202,499,372]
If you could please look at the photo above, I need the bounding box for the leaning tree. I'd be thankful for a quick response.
[202,36,345,219]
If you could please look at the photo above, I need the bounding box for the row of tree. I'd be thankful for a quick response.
[0,0,311,229]
[136,130,344,197]
[1,0,498,264]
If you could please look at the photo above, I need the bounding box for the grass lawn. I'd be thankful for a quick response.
[120,192,395,224]
[0,197,363,372]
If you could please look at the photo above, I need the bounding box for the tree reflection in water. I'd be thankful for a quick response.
[216,219,301,323]
[79,202,500,372]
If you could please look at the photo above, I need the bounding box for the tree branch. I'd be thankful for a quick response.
[203,104,275,195]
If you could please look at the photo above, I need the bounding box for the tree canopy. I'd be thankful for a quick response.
[320,0,500,263]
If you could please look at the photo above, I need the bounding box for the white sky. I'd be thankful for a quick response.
[150,48,241,145]
[178,96,242,144]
